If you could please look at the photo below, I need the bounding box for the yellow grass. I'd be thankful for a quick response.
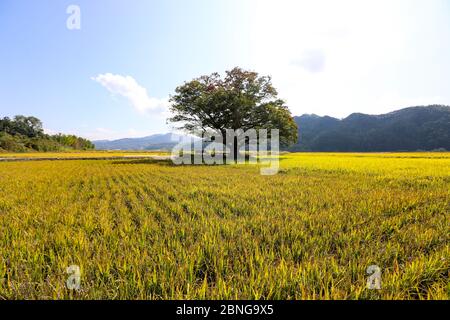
[0,152,448,299]
[0,150,167,158]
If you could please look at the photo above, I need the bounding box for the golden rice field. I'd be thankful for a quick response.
[0,150,166,159]
[0,152,448,299]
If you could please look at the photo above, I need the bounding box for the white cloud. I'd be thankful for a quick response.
[92,73,169,114]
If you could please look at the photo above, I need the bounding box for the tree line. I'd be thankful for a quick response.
[0,115,94,152]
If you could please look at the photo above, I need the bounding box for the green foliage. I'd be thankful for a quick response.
[0,116,94,152]
[169,67,298,153]
[0,115,43,138]
[0,133,29,152]
[51,134,94,150]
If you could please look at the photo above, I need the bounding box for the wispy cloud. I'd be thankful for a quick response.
[92,73,169,114]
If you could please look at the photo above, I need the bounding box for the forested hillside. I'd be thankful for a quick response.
[0,116,94,152]
[290,105,450,152]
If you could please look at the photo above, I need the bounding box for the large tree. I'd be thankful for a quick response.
[168,67,298,161]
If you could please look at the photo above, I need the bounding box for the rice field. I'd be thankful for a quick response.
[0,150,166,159]
[0,152,448,299]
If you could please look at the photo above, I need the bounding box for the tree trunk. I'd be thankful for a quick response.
[221,129,227,164]
[233,136,238,163]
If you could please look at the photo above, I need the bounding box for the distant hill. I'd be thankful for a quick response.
[290,105,450,152]
[93,133,186,150]
[93,105,450,152]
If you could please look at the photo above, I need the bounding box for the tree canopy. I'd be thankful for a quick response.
[0,115,43,138]
[168,67,298,154]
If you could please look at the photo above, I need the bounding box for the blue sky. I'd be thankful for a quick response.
[1,0,450,140]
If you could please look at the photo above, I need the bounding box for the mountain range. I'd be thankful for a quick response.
[93,105,450,152]
[93,133,184,150]
[291,105,449,151]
